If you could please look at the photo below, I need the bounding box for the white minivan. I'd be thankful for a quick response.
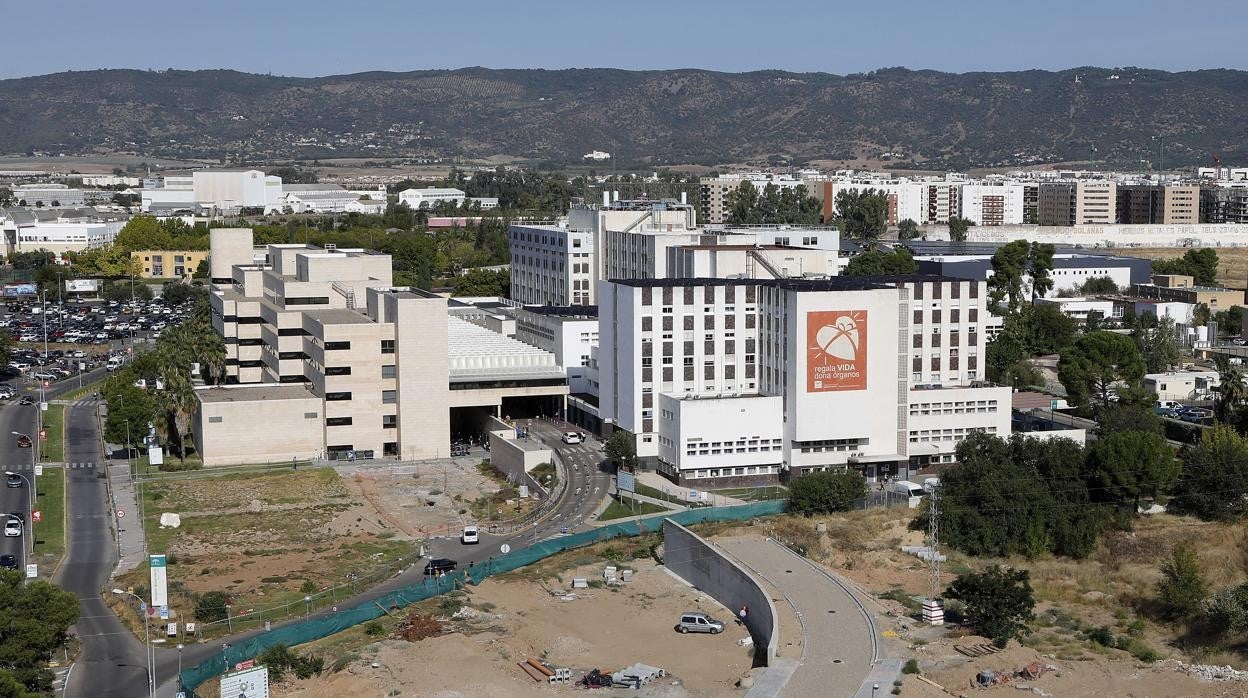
[461,525,480,545]
[891,480,927,508]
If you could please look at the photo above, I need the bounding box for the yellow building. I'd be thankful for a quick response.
[131,250,209,279]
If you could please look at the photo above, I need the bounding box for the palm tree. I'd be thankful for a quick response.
[1213,353,1247,424]
[156,366,197,462]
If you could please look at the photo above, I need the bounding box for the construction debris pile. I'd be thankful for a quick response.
[1160,659,1248,682]
[973,662,1057,691]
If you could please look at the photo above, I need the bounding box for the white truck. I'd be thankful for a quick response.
[891,480,928,508]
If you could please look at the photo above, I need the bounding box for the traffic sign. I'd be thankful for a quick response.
[500,543,511,554]
[34,465,42,476]
[38,429,46,441]
[235,659,256,671]
[116,509,125,518]
[31,510,41,523]
[25,564,36,579]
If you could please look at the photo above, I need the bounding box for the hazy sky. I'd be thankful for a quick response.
[5,0,1245,79]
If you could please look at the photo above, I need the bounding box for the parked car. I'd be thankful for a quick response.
[0,554,16,570]
[423,558,458,575]
[675,612,724,634]
[461,525,479,545]
[561,431,584,445]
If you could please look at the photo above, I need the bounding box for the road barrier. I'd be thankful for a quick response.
[179,499,786,694]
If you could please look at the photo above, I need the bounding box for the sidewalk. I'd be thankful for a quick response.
[104,442,147,576]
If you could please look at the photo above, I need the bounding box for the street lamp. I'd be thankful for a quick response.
[304,595,313,618]
[176,644,184,688]
[112,589,154,698]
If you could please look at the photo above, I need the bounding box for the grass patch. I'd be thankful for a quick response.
[530,461,557,489]
[598,495,668,521]
[40,404,65,462]
[33,466,65,559]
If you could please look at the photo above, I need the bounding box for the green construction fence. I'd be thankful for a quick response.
[180,499,786,694]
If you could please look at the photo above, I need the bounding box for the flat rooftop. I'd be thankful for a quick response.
[196,384,317,404]
[447,316,565,381]
[608,274,961,291]
[301,308,373,325]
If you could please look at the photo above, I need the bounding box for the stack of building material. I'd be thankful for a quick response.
[612,663,666,688]
[525,658,572,684]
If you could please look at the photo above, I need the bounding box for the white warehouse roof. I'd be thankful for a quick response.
[447,316,564,381]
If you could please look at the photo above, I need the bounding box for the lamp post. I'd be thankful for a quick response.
[304,595,313,618]
[176,643,184,688]
[112,589,154,698]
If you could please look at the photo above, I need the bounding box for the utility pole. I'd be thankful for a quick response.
[921,483,944,626]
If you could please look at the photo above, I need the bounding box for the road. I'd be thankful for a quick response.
[0,366,104,578]
[151,418,614,696]
[58,397,151,698]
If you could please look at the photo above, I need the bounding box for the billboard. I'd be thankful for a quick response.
[617,469,635,493]
[806,310,868,392]
[65,279,101,293]
[149,554,168,607]
[220,666,269,698]
[2,283,37,298]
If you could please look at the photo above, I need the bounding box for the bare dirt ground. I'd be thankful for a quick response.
[273,558,754,697]
[342,458,536,540]
[117,462,513,634]
[1112,247,1248,290]
[733,509,1248,697]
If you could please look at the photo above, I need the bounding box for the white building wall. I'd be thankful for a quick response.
[656,394,783,480]
[960,183,1025,226]
[906,385,1012,464]
[508,225,594,305]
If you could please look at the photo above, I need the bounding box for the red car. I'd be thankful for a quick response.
[15,435,31,448]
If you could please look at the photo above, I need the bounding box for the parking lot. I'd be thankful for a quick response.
[0,295,194,385]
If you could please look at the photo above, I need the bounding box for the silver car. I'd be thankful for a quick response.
[675,612,724,634]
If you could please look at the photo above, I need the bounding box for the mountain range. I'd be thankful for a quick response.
[0,66,1245,169]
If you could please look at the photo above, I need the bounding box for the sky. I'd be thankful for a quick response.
[5,0,1246,79]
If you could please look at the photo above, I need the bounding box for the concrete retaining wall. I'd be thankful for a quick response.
[662,519,778,664]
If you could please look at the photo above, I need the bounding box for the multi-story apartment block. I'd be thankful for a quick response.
[925,183,962,224]
[1074,180,1117,224]
[959,183,1025,226]
[598,275,1009,486]
[1037,183,1077,226]
[699,173,818,224]
[1117,185,1200,225]
[1201,185,1248,224]
[131,249,209,279]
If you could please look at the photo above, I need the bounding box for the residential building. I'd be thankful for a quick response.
[1117,185,1200,225]
[924,183,961,224]
[1200,185,1248,224]
[597,275,1009,486]
[397,187,466,209]
[132,249,209,279]
[698,173,819,224]
[1075,180,1117,224]
[1037,183,1077,226]
[959,183,1025,226]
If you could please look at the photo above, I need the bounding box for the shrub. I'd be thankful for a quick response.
[788,470,867,515]
[1157,544,1207,620]
[1086,626,1114,647]
[902,659,919,674]
[193,591,230,623]
[945,566,1036,647]
[364,621,385,636]
[300,580,317,594]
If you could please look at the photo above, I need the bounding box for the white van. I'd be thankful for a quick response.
[891,480,927,508]
[461,525,479,545]
[106,357,124,371]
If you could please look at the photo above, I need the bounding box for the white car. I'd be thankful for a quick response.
[461,525,480,545]
[561,432,584,445]
[3,519,21,537]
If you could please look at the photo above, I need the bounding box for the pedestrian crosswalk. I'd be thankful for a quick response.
[6,462,96,471]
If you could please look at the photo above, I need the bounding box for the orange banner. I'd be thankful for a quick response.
[807,310,868,392]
